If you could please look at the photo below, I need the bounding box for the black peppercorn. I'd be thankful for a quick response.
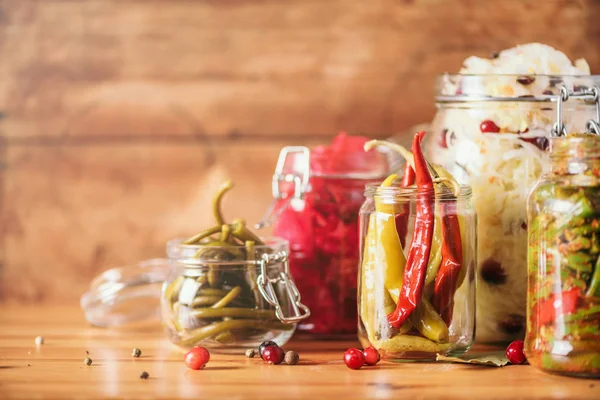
[140,371,149,380]
[84,357,93,366]
[132,348,142,358]
[245,349,255,358]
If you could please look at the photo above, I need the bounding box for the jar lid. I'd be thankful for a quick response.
[80,259,169,327]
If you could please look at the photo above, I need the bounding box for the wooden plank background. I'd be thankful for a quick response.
[1,0,599,302]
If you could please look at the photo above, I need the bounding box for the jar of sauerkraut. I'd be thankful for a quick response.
[425,43,600,343]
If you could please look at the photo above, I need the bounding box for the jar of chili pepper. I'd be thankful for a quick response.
[525,89,600,377]
[256,133,389,335]
[358,132,477,360]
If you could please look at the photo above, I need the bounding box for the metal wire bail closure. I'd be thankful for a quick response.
[586,86,600,135]
[551,86,569,137]
[256,252,311,324]
[255,146,311,229]
[552,85,600,137]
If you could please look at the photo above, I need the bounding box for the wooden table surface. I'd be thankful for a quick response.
[0,305,597,399]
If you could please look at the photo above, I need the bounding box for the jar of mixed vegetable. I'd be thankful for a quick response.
[258,133,389,335]
[358,132,476,360]
[526,128,600,376]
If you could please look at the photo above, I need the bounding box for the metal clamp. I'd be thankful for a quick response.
[585,87,600,135]
[255,146,311,229]
[551,85,600,137]
[256,252,311,324]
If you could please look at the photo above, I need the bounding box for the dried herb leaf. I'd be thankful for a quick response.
[436,352,509,367]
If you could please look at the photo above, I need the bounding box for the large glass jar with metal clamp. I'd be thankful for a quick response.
[427,75,600,343]
[256,134,389,335]
[162,237,309,351]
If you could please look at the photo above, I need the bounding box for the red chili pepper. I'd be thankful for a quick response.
[387,131,435,329]
[534,288,580,326]
[395,163,416,247]
[432,201,463,324]
[401,163,415,187]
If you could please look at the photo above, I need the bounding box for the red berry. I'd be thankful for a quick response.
[506,340,526,365]
[344,348,365,370]
[363,347,380,366]
[262,345,284,365]
[184,346,210,370]
[258,341,278,360]
[480,120,500,133]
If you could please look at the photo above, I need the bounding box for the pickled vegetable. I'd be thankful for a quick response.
[526,134,600,378]
[358,132,475,360]
[163,181,293,349]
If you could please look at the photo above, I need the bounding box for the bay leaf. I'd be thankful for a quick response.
[436,352,509,367]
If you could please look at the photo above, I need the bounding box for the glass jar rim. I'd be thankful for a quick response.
[309,150,390,180]
[435,74,600,103]
[167,236,288,252]
[550,134,600,157]
[364,183,473,199]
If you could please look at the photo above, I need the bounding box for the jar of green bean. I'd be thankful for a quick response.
[162,237,309,352]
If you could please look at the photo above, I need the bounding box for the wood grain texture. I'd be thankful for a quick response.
[1,0,600,302]
[0,0,598,139]
[0,305,597,400]
[0,140,323,302]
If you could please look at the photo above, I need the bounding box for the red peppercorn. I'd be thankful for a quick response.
[506,340,526,365]
[363,347,380,366]
[480,120,501,133]
[262,345,285,365]
[184,346,210,370]
[343,348,366,370]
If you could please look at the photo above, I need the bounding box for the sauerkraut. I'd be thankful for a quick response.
[428,43,598,343]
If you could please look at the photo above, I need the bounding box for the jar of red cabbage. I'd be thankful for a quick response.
[257,133,389,335]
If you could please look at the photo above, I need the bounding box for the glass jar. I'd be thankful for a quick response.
[358,183,477,360]
[427,74,600,343]
[162,237,309,351]
[261,145,389,335]
[526,134,600,378]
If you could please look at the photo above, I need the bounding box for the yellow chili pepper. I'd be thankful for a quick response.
[374,174,406,301]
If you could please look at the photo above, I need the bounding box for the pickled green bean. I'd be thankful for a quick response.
[183,226,222,245]
[245,240,261,306]
[164,276,185,304]
[214,331,235,344]
[197,288,229,297]
[190,307,277,320]
[213,180,233,226]
[211,286,242,308]
[220,224,232,243]
[231,219,264,245]
[190,296,222,307]
[180,319,292,346]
